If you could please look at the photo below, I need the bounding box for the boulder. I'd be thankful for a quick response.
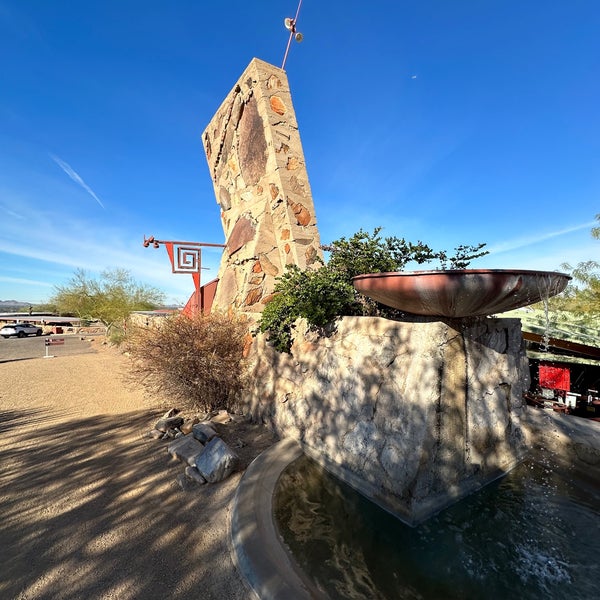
[195,437,239,483]
[167,435,204,465]
[192,422,218,444]
[155,415,184,432]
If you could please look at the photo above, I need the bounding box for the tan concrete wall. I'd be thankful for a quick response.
[243,316,530,525]
[203,58,322,315]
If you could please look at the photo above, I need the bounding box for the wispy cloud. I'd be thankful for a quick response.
[0,204,24,220]
[0,200,221,303]
[0,276,54,288]
[486,221,597,256]
[50,154,105,209]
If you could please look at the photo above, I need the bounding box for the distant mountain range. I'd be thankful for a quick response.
[0,300,32,312]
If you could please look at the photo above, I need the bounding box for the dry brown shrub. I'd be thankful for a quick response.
[125,311,249,413]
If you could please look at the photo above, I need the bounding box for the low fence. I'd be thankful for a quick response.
[41,325,108,336]
[77,326,108,336]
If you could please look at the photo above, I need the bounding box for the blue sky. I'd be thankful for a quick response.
[1,1,598,305]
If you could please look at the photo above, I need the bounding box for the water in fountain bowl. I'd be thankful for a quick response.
[351,269,571,318]
[274,450,599,600]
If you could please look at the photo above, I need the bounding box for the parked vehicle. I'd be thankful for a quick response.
[0,323,43,338]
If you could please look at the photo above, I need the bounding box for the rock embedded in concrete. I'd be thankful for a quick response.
[245,315,530,525]
[195,438,239,483]
[202,58,323,315]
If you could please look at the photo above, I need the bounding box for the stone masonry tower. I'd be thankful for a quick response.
[202,58,322,315]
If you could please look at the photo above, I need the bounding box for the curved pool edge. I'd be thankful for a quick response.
[230,437,327,600]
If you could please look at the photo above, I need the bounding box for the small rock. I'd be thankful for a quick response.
[231,413,248,423]
[192,422,218,444]
[181,417,200,435]
[155,416,184,432]
[176,473,197,491]
[147,429,164,440]
[185,466,207,484]
[210,409,232,424]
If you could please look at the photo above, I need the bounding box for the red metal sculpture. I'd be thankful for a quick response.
[143,236,225,315]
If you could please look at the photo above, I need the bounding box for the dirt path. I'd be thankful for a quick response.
[0,344,257,600]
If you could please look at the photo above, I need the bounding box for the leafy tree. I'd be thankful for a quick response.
[258,228,488,352]
[32,302,59,314]
[50,268,165,335]
[544,215,600,324]
[324,228,487,275]
[557,261,600,321]
[592,213,600,240]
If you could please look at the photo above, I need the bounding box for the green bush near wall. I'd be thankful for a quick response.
[257,228,488,352]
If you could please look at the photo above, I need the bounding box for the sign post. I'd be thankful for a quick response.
[44,337,64,358]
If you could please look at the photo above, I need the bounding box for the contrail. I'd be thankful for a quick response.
[487,220,597,255]
[50,154,105,209]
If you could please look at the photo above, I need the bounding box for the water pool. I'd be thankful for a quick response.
[274,451,599,599]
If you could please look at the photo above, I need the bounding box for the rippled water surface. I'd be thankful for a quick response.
[274,453,599,600]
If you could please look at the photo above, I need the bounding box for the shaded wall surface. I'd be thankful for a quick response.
[245,316,530,525]
[203,58,322,315]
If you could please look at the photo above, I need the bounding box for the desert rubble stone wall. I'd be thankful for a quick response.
[244,315,530,525]
[202,58,322,315]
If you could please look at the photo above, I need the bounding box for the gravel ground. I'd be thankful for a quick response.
[3,339,596,600]
[0,341,273,600]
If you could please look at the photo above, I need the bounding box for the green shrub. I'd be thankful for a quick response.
[258,265,358,352]
[257,228,488,352]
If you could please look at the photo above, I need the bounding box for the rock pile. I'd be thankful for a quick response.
[148,409,240,489]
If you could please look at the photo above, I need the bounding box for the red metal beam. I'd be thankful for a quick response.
[523,331,600,360]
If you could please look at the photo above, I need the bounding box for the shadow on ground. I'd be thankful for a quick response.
[0,407,250,600]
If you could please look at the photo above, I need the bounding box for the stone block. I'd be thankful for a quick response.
[192,422,218,444]
[180,417,199,435]
[167,435,204,465]
[194,438,239,483]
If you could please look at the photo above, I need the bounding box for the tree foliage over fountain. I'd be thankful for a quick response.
[257,228,488,352]
[545,214,600,324]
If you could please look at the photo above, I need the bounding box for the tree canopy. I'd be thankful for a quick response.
[547,215,600,323]
[50,268,165,332]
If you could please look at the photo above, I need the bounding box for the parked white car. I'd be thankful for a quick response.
[0,323,43,338]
